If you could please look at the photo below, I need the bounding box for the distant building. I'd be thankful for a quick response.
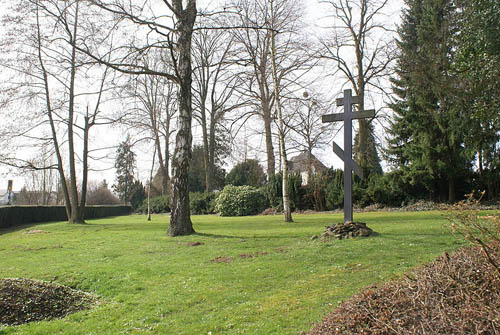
[288,152,328,185]
[0,189,14,205]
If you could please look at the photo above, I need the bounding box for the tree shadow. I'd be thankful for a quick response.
[193,232,300,240]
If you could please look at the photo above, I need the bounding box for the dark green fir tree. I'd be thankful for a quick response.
[387,0,471,202]
[113,136,137,203]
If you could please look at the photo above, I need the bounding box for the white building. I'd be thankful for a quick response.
[0,189,14,205]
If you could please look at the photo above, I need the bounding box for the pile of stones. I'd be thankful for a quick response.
[320,221,373,240]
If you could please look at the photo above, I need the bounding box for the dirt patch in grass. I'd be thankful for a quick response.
[187,242,204,247]
[210,256,233,263]
[0,278,96,326]
[23,230,49,235]
[239,252,269,259]
[308,243,500,335]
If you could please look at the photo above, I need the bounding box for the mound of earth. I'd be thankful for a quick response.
[0,278,96,326]
[321,221,373,240]
[308,243,500,335]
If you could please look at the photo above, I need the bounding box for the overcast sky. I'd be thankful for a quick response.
[0,0,404,192]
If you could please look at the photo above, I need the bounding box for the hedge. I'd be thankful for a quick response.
[215,185,267,216]
[0,205,132,229]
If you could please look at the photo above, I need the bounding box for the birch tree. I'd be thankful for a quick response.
[81,0,197,236]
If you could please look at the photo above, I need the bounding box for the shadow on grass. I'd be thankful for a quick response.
[194,232,299,240]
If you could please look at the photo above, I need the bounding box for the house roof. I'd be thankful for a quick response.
[288,152,328,173]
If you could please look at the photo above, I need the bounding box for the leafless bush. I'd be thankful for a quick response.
[86,181,120,206]
[444,192,500,275]
[309,245,500,335]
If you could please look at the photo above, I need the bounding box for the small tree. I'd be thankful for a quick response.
[129,180,146,210]
[113,137,136,204]
[226,159,266,187]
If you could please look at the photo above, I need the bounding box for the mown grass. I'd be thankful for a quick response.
[0,211,467,335]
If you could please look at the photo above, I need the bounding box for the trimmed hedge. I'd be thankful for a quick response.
[0,205,132,229]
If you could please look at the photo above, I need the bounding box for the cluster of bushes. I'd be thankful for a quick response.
[261,169,414,213]
[136,196,170,214]
[139,166,491,217]
[138,186,265,217]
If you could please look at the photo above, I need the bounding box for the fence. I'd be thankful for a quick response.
[0,205,132,229]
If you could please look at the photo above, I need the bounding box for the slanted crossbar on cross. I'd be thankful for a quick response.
[322,89,375,223]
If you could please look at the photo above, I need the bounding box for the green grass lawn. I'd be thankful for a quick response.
[0,211,466,335]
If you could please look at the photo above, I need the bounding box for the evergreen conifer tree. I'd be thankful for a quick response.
[113,136,137,203]
[387,0,470,202]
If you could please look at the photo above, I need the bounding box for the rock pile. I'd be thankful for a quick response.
[321,221,373,240]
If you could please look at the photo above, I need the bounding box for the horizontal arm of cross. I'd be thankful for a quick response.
[336,96,361,106]
[322,109,375,123]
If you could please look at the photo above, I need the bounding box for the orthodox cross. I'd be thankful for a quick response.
[322,89,375,223]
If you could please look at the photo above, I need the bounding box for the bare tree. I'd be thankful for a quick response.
[287,91,331,184]
[120,52,177,197]
[0,0,116,223]
[228,0,312,221]
[192,23,247,192]
[319,0,394,174]
[229,0,276,178]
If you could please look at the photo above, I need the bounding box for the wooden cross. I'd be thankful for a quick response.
[322,89,375,223]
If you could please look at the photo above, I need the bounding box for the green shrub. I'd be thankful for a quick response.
[365,172,406,207]
[264,173,282,209]
[129,181,146,210]
[326,169,344,209]
[225,159,267,187]
[137,195,170,214]
[264,172,307,211]
[303,171,333,211]
[190,192,216,215]
[215,185,267,216]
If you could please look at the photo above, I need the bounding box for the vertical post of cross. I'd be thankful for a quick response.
[342,89,354,222]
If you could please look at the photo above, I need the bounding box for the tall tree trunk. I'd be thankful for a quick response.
[306,146,313,185]
[256,59,275,178]
[448,178,455,203]
[164,113,172,197]
[207,119,217,192]
[67,1,84,224]
[154,132,168,196]
[168,1,196,237]
[78,115,91,221]
[270,9,292,223]
[200,102,211,192]
[263,109,275,178]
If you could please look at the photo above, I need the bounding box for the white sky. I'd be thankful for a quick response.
[0,0,404,192]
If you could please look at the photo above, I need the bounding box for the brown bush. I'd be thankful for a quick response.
[309,244,500,335]
[86,180,120,205]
